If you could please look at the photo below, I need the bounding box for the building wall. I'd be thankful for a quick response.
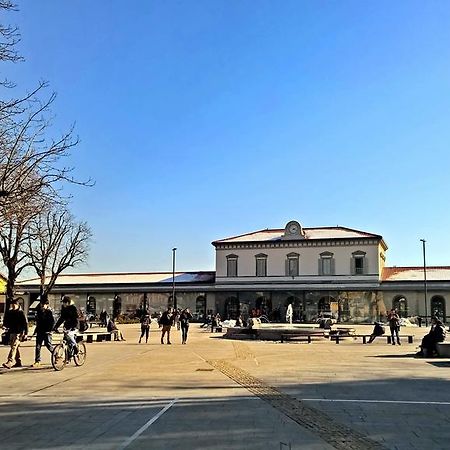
[216,243,381,278]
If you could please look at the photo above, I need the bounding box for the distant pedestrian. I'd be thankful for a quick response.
[2,299,28,369]
[159,307,174,344]
[387,308,401,345]
[417,316,423,327]
[180,308,193,344]
[139,312,151,343]
[31,297,55,367]
[99,309,108,327]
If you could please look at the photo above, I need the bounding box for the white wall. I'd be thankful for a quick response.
[216,243,381,278]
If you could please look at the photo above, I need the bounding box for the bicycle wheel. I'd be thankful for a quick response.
[74,342,87,366]
[51,344,66,371]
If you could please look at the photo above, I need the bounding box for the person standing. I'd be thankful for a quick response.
[159,307,173,344]
[2,299,28,369]
[180,308,193,344]
[387,308,401,345]
[31,297,55,367]
[139,312,151,343]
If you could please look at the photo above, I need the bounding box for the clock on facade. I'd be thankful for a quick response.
[288,223,298,234]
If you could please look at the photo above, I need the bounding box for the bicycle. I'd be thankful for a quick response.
[51,329,87,371]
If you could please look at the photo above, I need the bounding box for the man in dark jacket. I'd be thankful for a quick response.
[159,307,173,344]
[2,299,28,369]
[53,296,79,354]
[31,296,55,367]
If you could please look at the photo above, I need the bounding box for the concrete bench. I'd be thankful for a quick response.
[386,335,414,344]
[281,332,324,343]
[81,332,114,343]
[331,333,414,344]
[436,342,450,357]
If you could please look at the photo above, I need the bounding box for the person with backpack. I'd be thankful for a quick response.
[139,311,151,343]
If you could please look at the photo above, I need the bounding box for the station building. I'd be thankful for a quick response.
[16,220,450,324]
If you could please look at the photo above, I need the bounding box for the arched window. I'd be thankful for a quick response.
[318,296,335,314]
[393,296,408,318]
[86,296,97,315]
[196,296,206,320]
[225,296,239,320]
[431,296,446,321]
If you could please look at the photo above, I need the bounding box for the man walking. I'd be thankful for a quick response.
[31,296,55,367]
[159,307,174,344]
[2,299,28,369]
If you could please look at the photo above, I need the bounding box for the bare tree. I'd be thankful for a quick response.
[25,208,92,297]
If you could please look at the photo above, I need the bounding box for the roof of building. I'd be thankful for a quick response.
[382,266,450,282]
[18,271,215,287]
[213,226,384,245]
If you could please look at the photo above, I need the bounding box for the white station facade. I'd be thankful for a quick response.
[16,220,450,324]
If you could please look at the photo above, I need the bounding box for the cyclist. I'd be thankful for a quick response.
[53,296,79,355]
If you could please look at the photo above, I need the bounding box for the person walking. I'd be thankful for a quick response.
[2,299,28,369]
[31,296,55,367]
[159,307,173,344]
[387,308,401,345]
[180,308,193,344]
[139,312,151,343]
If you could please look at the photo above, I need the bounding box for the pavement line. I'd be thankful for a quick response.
[117,398,178,450]
[302,398,450,406]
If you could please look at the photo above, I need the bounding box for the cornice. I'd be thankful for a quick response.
[216,238,380,251]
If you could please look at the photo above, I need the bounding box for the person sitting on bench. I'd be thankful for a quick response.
[417,317,446,357]
[107,318,125,341]
[368,321,385,343]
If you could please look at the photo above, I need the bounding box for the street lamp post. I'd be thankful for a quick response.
[172,247,177,310]
[420,239,428,326]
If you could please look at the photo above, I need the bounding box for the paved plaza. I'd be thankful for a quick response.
[0,324,449,450]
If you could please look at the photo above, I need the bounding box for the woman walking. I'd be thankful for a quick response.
[180,308,193,344]
[139,312,151,343]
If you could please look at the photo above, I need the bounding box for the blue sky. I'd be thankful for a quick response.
[3,1,450,272]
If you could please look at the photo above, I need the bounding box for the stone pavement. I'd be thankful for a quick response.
[0,323,449,449]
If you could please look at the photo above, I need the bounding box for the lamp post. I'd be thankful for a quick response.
[172,247,177,310]
[420,239,428,326]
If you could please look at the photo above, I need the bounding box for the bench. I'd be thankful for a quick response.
[80,332,114,343]
[436,342,450,357]
[281,332,324,343]
[331,333,414,344]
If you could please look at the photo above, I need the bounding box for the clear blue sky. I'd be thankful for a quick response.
[3,1,450,272]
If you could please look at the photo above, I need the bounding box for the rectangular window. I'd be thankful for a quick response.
[354,257,364,275]
[288,258,299,276]
[227,258,237,277]
[322,257,332,275]
[256,258,267,277]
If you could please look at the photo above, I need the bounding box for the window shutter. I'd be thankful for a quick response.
[331,258,336,275]
[318,259,323,275]
[285,259,289,276]
[363,257,368,275]
[350,257,355,275]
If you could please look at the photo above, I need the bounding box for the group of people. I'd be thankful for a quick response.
[367,308,447,356]
[2,295,80,369]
